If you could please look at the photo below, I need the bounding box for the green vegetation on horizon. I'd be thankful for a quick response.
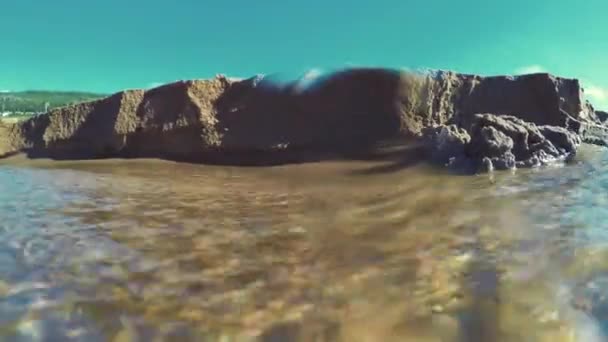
[0,91,106,113]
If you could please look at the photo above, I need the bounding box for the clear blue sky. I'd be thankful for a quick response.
[1,0,607,107]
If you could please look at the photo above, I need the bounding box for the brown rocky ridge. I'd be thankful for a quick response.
[1,68,607,172]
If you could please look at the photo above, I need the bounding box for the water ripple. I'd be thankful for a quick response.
[1,152,608,340]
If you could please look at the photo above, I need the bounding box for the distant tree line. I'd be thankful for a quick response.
[0,91,106,113]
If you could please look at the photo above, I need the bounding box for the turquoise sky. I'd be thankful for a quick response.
[1,0,607,107]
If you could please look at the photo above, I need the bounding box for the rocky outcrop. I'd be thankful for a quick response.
[426,72,593,130]
[0,68,606,172]
[425,114,582,172]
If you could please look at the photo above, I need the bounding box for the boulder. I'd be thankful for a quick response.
[469,113,580,171]
[469,126,514,158]
[538,125,581,154]
[467,114,545,159]
[425,113,581,172]
[422,125,470,165]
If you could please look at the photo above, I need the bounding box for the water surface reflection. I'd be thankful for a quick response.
[0,149,607,341]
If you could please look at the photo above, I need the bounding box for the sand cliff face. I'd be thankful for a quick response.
[0,79,230,161]
[0,68,603,169]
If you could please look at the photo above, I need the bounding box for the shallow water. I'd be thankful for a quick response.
[1,147,608,341]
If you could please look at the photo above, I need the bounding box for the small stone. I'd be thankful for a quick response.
[537,310,559,323]
[491,152,516,170]
[431,305,444,313]
[288,226,307,234]
[451,252,473,266]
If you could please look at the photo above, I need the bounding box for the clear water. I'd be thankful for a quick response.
[1,146,608,341]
